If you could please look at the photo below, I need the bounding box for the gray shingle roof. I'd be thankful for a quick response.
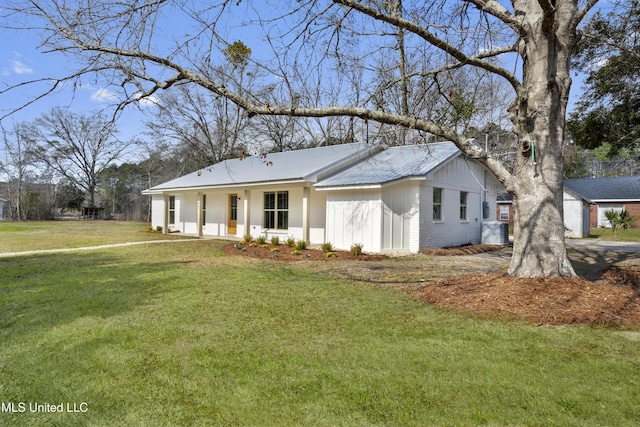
[314,142,460,188]
[147,143,373,191]
[564,176,640,202]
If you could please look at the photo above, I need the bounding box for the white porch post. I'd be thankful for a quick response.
[302,187,310,243]
[196,192,203,237]
[243,189,251,238]
[163,193,169,235]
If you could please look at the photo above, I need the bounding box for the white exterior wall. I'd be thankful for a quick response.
[309,189,327,245]
[563,191,589,238]
[150,194,165,230]
[420,157,486,248]
[325,189,383,252]
[381,182,419,252]
[202,192,229,237]
[151,184,327,243]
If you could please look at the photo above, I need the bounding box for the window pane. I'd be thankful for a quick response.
[460,192,467,205]
[433,188,441,203]
[202,194,207,209]
[433,206,441,221]
[277,211,288,230]
[264,192,275,209]
[169,196,175,209]
[277,192,288,209]
[264,211,275,229]
[169,211,175,224]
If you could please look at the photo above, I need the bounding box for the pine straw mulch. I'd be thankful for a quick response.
[403,265,640,326]
[222,242,640,326]
[221,242,389,261]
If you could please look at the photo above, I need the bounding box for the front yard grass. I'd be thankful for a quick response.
[0,220,191,253]
[1,234,639,425]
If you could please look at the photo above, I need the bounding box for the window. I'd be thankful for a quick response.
[202,194,207,225]
[500,205,509,221]
[433,188,442,221]
[460,191,468,220]
[169,196,176,225]
[264,191,288,229]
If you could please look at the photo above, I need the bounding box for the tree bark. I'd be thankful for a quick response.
[507,1,578,277]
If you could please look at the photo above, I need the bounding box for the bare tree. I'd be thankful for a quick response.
[32,107,131,207]
[1,1,603,278]
[1,121,38,220]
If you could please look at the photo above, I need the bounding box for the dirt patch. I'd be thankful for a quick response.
[223,242,640,325]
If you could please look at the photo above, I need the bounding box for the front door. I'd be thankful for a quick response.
[228,194,238,234]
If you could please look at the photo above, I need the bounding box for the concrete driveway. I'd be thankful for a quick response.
[565,239,640,253]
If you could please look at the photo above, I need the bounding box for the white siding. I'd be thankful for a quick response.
[150,195,165,230]
[563,191,589,238]
[420,158,485,248]
[309,188,327,245]
[381,182,418,252]
[202,192,229,237]
[325,189,382,252]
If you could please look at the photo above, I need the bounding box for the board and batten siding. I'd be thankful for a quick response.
[381,181,420,252]
[325,189,383,253]
[325,181,420,254]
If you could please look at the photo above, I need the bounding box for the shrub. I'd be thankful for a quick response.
[270,247,280,253]
[321,242,333,253]
[286,236,296,247]
[156,226,163,232]
[604,209,635,235]
[242,234,252,244]
[350,243,363,256]
[291,249,302,255]
[256,235,267,245]
[295,240,307,250]
[271,236,280,246]
[325,252,337,258]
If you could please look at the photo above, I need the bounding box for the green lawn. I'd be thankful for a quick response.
[0,220,192,253]
[588,227,640,241]
[1,224,639,426]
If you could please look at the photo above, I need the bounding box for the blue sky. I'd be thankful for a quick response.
[1,28,152,142]
[1,2,600,150]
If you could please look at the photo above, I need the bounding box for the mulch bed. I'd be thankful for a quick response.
[419,243,504,256]
[222,242,640,325]
[404,266,640,325]
[221,242,389,261]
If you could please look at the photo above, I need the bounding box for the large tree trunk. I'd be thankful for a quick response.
[507,1,578,277]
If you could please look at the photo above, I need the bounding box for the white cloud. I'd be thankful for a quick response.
[4,53,34,75]
[91,88,119,102]
[11,59,33,74]
[134,92,160,107]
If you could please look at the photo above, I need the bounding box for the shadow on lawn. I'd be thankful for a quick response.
[568,247,638,281]
[0,251,179,335]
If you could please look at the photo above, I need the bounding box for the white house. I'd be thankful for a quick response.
[143,142,503,253]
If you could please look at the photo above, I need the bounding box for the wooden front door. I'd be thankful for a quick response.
[228,194,238,234]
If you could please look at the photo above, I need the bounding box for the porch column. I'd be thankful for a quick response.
[163,193,169,235]
[302,187,310,243]
[243,189,251,238]
[196,192,203,237]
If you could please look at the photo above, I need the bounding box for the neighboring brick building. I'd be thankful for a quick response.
[497,176,640,234]
[564,176,640,229]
